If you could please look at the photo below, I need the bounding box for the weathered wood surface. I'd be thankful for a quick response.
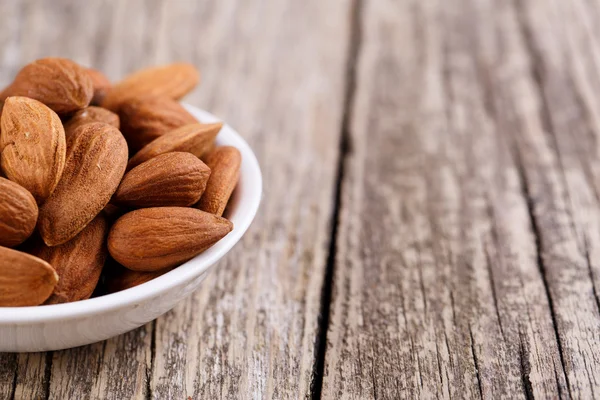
[323,0,600,398]
[0,0,352,399]
[2,0,600,398]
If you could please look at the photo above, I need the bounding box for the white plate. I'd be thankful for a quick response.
[0,104,262,352]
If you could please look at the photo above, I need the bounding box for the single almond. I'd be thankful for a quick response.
[0,96,66,204]
[113,152,210,208]
[0,246,58,306]
[87,68,112,105]
[39,122,128,246]
[0,178,38,247]
[0,58,93,115]
[63,106,120,139]
[101,63,199,112]
[29,215,108,304]
[119,96,197,153]
[196,146,241,216]
[108,207,233,271]
[127,123,221,170]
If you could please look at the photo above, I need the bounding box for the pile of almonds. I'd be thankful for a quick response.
[0,58,242,306]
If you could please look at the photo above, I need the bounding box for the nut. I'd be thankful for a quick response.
[101,63,199,112]
[108,207,233,271]
[63,106,120,139]
[29,215,108,304]
[196,146,241,216]
[39,122,128,246]
[0,58,93,115]
[127,123,222,169]
[113,152,211,208]
[0,177,38,247]
[0,58,240,306]
[0,96,66,204]
[119,96,197,153]
[0,246,58,306]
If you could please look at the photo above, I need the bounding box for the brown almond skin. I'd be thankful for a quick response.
[87,68,112,105]
[0,58,93,115]
[39,122,128,246]
[108,207,233,271]
[196,146,241,216]
[0,178,38,247]
[29,215,108,304]
[119,96,197,153]
[63,106,120,139]
[127,123,222,170]
[0,97,66,204]
[113,152,210,208]
[101,63,199,112]
[0,246,58,306]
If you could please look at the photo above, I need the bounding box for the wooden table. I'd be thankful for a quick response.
[1,0,600,398]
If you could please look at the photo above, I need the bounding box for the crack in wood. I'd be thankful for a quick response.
[510,136,572,399]
[434,339,444,386]
[9,355,17,400]
[43,353,53,400]
[483,210,507,343]
[370,355,378,400]
[518,330,534,400]
[512,132,573,400]
[513,0,600,331]
[310,0,363,398]
[146,320,157,400]
[510,1,599,397]
[469,325,484,399]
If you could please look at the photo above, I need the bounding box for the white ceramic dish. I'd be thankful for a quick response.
[0,104,262,352]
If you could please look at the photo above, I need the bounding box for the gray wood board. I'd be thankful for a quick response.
[0,0,353,399]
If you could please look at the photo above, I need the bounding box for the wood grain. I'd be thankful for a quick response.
[2,0,600,398]
[323,0,600,398]
[0,0,351,399]
[148,1,352,398]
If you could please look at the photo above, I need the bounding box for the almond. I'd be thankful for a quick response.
[108,207,233,271]
[63,106,120,139]
[196,146,241,216]
[0,97,66,204]
[87,68,111,105]
[0,58,93,115]
[101,63,199,112]
[0,178,38,247]
[29,215,108,304]
[0,246,58,306]
[119,96,197,153]
[39,122,128,246]
[113,152,210,208]
[105,261,172,294]
[128,123,221,170]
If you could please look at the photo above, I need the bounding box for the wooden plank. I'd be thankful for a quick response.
[147,0,353,398]
[0,354,17,399]
[511,0,600,395]
[0,0,352,399]
[13,353,49,399]
[322,0,600,397]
